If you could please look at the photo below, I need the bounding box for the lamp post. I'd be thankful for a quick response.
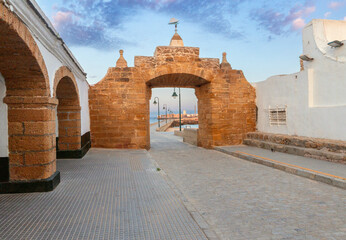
[153,97,160,127]
[172,88,182,131]
[163,104,168,123]
[168,109,173,121]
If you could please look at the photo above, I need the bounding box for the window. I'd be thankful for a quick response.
[269,106,287,126]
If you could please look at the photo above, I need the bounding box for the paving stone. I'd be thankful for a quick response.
[0,148,207,240]
[150,129,346,240]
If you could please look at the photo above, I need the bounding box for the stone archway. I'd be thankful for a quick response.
[54,67,81,156]
[89,44,256,149]
[0,3,58,188]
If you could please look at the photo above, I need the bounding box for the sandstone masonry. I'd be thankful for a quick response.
[89,39,256,149]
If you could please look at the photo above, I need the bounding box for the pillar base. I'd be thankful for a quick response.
[57,131,91,159]
[0,171,60,194]
[57,141,91,159]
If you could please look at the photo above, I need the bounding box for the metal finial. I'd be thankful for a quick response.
[169,18,179,33]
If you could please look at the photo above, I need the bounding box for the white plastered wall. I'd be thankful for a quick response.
[255,19,346,141]
[0,72,8,157]
[33,37,91,137]
[0,0,90,157]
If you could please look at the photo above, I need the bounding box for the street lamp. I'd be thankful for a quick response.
[163,104,168,123]
[153,97,160,127]
[168,108,173,121]
[172,88,182,131]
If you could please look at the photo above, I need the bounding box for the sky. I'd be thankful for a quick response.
[36,0,346,115]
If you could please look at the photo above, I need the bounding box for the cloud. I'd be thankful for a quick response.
[324,11,332,17]
[328,1,346,9]
[51,0,245,49]
[292,18,306,30]
[52,11,75,29]
[251,1,316,36]
[344,16,346,20]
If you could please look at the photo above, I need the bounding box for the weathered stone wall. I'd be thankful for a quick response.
[89,67,149,149]
[89,46,256,149]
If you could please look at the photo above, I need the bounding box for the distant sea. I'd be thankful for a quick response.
[150,117,198,128]
[150,117,158,124]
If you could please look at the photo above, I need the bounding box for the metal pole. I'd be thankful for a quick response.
[179,88,181,131]
[158,98,160,128]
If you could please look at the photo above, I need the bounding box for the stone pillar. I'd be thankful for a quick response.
[195,85,214,148]
[57,105,81,151]
[4,96,58,181]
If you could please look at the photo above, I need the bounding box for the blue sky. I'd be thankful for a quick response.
[36,0,346,114]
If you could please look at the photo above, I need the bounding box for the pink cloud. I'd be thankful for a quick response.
[344,16,346,20]
[252,2,316,35]
[329,1,346,9]
[292,18,306,30]
[287,4,315,31]
[52,11,75,30]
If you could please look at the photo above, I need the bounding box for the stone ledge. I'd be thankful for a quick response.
[244,139,345,164]
[214,147,346,190]
[0,171,60,194]
[174,130,184,137]
[183,129,198,146]
[247,132,346,153]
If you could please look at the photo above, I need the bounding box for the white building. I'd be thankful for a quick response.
[255,19,346,141]
[0,0,90,190]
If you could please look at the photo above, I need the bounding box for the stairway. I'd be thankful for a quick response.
[243,132,346,164]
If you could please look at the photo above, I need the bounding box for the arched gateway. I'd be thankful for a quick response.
[89,34,256,149]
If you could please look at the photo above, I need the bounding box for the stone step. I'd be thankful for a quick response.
[246,132,346,153]
[243,139,345,164]
[214,146,346,190]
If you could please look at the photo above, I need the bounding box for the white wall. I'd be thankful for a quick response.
[0,1,91,157]
[33,26,91,136]
[78,79,91,135]
[255,19,346,141]
[0,72,8,157]
[302,20,346,107]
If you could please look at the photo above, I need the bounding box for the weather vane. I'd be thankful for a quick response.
[169,18,179,33]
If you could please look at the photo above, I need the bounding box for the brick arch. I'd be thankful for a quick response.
[146,64,216,86]
[0,2,50,97]
[0,3,58,183]
[54,67,81,153]
[146,73,210,88]
[53,66,79,100]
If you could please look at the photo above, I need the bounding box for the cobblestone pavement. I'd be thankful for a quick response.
[0,149,207,240]
[150,131,346,240]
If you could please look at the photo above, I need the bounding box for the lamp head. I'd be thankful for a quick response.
[299,55,314,61]
[328,40,344,48]
[172,91,178,99]
[153,100,157,105]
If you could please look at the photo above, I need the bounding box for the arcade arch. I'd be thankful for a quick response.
[0,2,57,183]
[54,67,81,154]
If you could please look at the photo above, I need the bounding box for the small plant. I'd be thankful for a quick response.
[156,168,161,171]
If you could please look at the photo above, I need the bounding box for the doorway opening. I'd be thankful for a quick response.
[54,68,81,156]
[150,87,199,146]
